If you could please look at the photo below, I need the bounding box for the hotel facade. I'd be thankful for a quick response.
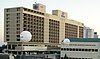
[4,3,84,43]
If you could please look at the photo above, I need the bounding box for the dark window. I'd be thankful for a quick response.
[6,39,9,41]
[67,48,70,51]
[82,49,84,51]
[70,48,73,51]
[85,49,88,51]
[17,8,20,11]
[17,13,20,16]
[6,9,10,12]
[17,39,20,41]
[76,49,78,51]
[6,32,9,34]
[23,25,27,27]
[73,48,75,51]
[17,35,20,37]
[16,24,20,27]
[61,48,63,50]
[6,25,9,27]
[6,35,10,37]
[92,49,94,52]
[17,17,20,19]
[95,49,98,52]
[23,28,27,31]
[8,45,11,49]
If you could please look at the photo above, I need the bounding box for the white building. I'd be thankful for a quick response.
[61,38,100,59]
[84,27,94,38]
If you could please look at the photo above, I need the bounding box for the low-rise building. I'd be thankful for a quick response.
[61,38,100,59]
[7,42,60,59]
[6,38,100,59]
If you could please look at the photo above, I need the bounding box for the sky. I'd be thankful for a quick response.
[0,0,100,42]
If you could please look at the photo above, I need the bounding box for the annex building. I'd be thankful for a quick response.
[61,38,100,59]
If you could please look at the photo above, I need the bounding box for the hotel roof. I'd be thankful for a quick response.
[68,38,100,42]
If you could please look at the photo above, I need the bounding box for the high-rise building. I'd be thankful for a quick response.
[94,32,98,38]
[83,27,94,38]
[4,3,84,43]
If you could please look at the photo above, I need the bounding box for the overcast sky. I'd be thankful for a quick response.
[0,0,100,42]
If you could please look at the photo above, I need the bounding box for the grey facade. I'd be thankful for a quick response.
[61,38,100,59]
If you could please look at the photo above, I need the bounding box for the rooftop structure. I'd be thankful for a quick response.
[65,38,100,42]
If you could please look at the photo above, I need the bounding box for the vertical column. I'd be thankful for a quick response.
[11,44,12,49]
[59,18,65,43]
[77,26,79,38]
[44,15,49,43]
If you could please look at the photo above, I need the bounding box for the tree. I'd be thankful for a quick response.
[0,44,7,53]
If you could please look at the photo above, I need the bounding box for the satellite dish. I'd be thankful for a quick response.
[63,38,70,43]
[20,31,32,42]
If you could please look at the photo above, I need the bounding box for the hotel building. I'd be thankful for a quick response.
[4,3,84,43]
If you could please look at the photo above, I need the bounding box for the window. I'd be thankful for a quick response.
[64,48,66,50]
[16,31,20,34]
[16,28,20,30]
[6,28,10,30]
[18,45,21,46]
[17,13,20,16]
[6,39,10,41]
[92,49,94,52]
[16,24,20,27]
[79,49,81,51]
[6,32,9,34]
[23,28,26,31]
[23,25,26,27]
[17,35,20,37]
[6,35,10,37]
[61,48,98,53]
[85,49,88,51]
[6,9,10,12]
[8,45,11,49]
[6,21,10,23]
[17,39,20,41]
[6,17,10,20]
[17,8,20,11]
[16,20,20,23]
[95,49,98,52]
[82,49,84,51]
[34,11,36,13]
[17,17,20,19]
[6,14,10,16]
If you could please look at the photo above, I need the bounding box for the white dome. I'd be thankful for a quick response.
[20,31,32,42]
[63,38,70,43]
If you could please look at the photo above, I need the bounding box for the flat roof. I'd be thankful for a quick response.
[68,38,100,42]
